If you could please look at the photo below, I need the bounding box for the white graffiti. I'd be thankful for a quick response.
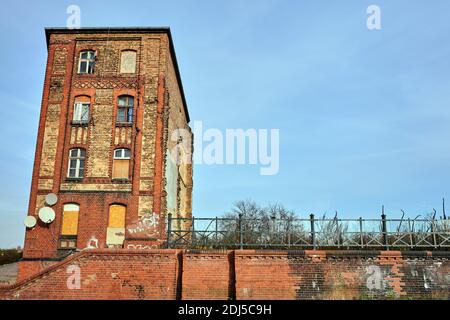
[366,265,384,290]
[127,244,158,250]
[128,213,160,237]
[423,266,440,290]
[85,236,99,249]
[66,265,81,290]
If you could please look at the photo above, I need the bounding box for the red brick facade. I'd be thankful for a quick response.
[20,28,193,281]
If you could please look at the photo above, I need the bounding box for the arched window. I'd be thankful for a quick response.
[112,148,130,179]
[117,95,134,124]
[68,148,86,178]
[108,204,126,228]
[60,203,80,249]
[107,204,126,247]
[61,204,80,236]
[72,96,90,124]
[120,50,137,73]
[78,50,95,74]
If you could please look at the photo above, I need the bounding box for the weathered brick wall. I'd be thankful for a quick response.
[2,250,181,300]
[1,250,448,300]
[23,29,193,270]
[235,250,450,300]
[16,260,58,282]
[163,51,193,232]
[182,251,232,300]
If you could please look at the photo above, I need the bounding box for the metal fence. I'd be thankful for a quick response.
[166,213,450,250]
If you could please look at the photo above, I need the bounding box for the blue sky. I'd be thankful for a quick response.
[0,0,449,247]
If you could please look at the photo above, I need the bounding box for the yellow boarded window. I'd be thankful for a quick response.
[61,204,79,236]
[109,204,126,228]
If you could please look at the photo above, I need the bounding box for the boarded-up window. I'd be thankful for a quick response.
[61,204,80,236]
[109,204,126,228]
[112,148,130,179]
[120,50,136,73]
[107,204,126,247]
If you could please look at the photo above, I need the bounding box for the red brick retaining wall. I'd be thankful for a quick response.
[1,250,448,300]
[181,251,232,300]
[0,249,181,300]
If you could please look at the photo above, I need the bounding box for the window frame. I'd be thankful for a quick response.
[67,148,86,179]
[72,102,90,124]
[120,50,137,74]
[77,50,96,74]
[61,203,80,236]
[59,203,80,249]
[116,95,134,124]
[112,148,131,180]
[114,148,131,160]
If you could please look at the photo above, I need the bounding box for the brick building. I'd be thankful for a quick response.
[1,27,449,301]
[20,27,193,279]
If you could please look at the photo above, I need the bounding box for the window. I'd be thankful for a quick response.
[73,102,90,124]
[106,204,126,247]
[117,96,134,123]
[112,148,130,179]
[120,50,137,73]
[61,204,80,236]
[109,204,126,228]
[114,148,131,159]
[60,204,80,249]
[78,50,95,74]
[68,148,86,178]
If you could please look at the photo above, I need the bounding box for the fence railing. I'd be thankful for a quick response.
[166,213,450,250]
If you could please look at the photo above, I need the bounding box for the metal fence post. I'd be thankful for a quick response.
[238,213,243,250]
[287,220,291,247]
[215,217,218,244]
[270,215,276,243]
[408,218,414,248]
[381,212,388,250]
[336,218,341,249]
[166,213,172,249]
[310,214,316,249]
[431,218,437,249]
[191,216,195,247]
[359,217,363,249]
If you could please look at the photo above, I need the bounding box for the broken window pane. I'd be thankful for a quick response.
[78,50,95,74]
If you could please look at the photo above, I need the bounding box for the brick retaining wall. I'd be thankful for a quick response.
[0,249,448,300]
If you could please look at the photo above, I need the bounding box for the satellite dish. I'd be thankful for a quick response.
[38,207,55,224]
[24,216,37,228]
[45,193,58,206]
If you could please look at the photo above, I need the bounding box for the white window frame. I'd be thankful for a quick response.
[67,148,86,178]
[73,102,90,124]
[117,96,134,124]
[114,149,131,160]
[78,50,96,74]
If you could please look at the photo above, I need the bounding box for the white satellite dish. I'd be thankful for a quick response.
[38,207,55,224]
[45,193,58,206]
[24,216,37,228]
